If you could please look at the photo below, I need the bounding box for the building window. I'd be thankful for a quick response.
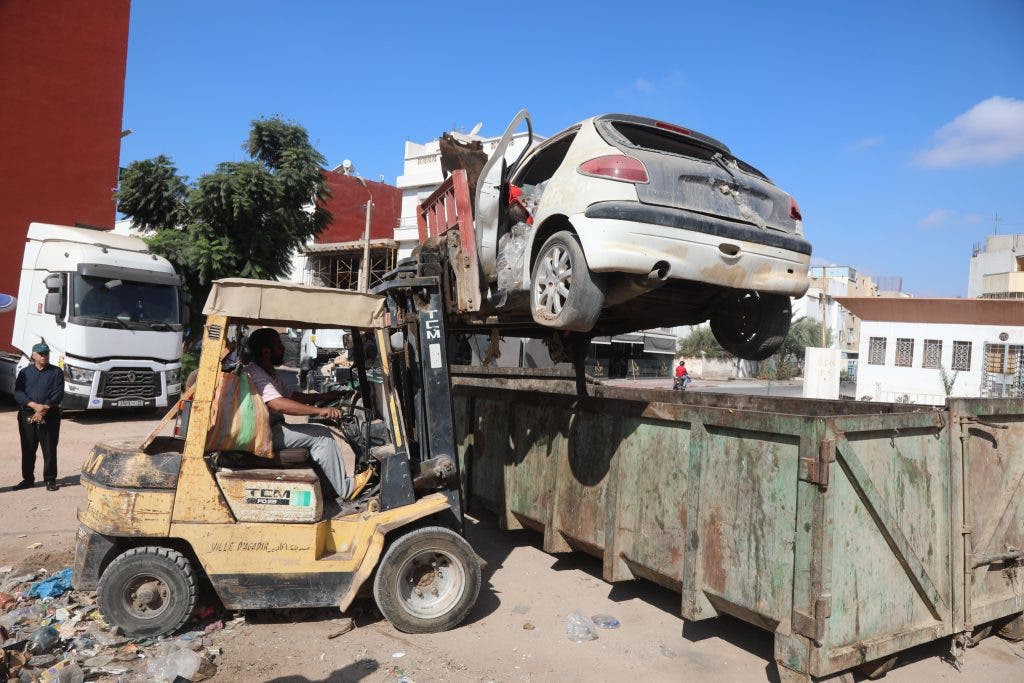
[952,341,972,371]
[895,338,914,367]
[922,339,942,369]
[986,344,1006,373]
[868,337,886,365]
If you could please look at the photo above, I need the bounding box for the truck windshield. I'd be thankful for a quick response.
[71,274,179,327]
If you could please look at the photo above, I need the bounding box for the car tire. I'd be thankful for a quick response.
[529,231,605,332]
[97,546,197,638]
[710,291,792,361]
[373,526,481,634]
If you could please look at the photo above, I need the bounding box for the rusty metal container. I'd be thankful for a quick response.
[450,368,1024,680]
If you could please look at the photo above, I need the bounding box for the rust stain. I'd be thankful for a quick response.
[702,510,726,592]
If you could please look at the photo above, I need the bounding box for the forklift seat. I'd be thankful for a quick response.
[211,447,310,471]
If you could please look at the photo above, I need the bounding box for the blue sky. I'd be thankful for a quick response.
[120,0,1024,297]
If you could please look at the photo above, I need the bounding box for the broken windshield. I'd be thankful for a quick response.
[71,274,179,328]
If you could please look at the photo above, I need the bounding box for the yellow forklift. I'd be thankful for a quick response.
[73,276,479,637]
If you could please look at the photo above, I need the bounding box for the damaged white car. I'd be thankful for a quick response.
[445,110,811,361]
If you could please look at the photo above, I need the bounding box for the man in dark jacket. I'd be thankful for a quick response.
[13,342,64,491]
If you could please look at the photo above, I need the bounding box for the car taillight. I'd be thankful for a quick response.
[655,121,692,136]
[789,197,802,221]
[578,155,649,183]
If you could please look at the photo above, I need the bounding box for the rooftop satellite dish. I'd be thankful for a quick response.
[341,159,354,175]
[469,122,483,137]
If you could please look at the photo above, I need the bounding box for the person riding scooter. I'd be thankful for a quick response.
[673,360,692,391]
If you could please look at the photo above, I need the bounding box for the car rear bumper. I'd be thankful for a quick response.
[574,202,811,296]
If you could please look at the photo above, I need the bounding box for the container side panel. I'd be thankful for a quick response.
[825,428,951,653]
[507,400,571,526]
[698,425,800,622]
[956,399,1024,627]
[552,410,615,551]
[615,417,691,590]
[470,397,511,514]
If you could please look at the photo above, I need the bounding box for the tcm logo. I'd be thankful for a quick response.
[243,488,312,507]
[246,487,291,499]
[425,310,441,340]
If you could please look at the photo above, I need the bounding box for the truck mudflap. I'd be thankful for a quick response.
[72,524,117,591]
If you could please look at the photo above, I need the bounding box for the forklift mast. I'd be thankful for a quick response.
[377,272,462,528]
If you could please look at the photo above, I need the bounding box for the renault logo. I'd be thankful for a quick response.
[127,371,137,383]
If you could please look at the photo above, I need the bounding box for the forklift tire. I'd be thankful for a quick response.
[97,546,197,638]
[373,526,481,634]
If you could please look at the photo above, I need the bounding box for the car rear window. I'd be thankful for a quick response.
[608,121,770,181]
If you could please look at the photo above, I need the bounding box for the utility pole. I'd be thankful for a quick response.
[352,175,373,293]
[820,270,828,348]
[359,197,373,293]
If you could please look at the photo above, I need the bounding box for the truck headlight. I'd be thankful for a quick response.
[166,368,181,385]
[64,364,95,385]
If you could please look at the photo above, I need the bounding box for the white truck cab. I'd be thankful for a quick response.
[0,223,185,410]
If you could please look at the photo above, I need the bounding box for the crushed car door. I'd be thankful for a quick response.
[475,109,532,280]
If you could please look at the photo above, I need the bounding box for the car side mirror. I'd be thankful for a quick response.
[43,273,66,317]
[179,303,190,325]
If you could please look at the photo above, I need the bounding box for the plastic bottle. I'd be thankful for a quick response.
[565,610,598,642]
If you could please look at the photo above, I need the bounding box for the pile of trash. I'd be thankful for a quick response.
[1,566,240,682]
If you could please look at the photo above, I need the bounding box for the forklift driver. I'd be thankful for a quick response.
[244,328,371,501]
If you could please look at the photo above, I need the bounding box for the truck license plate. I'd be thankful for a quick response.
[114,399,145,407]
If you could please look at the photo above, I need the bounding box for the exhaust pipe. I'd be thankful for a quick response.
[603,261,671,307]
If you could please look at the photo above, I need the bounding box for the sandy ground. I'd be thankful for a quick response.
[1,399,1022,682]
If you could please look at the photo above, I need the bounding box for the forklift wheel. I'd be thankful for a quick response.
[373,526,481,634]
[97,546,197,638]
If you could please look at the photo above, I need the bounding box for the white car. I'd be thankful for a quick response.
[471,111,811,360]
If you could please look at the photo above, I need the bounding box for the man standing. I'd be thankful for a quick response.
[244,328,371,502]
[13,343,64,491]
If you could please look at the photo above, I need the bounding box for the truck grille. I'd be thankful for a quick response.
[98,368,161,399]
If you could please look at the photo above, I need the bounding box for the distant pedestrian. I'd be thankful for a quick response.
[13,343,64,491]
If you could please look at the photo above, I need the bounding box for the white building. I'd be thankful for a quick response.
[395,125,541,259]
[839,297,1024,405]
[968,234,1024,298]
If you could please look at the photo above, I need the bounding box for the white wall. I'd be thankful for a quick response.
[853,319,1024,404]
[968,234,1024,297]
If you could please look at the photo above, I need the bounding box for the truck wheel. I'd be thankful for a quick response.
[530,231,605,332]
[710,291,792,361]
[373,526,480,634]
[97,546,197,638]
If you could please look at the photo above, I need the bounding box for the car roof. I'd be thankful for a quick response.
[203,278,385,329]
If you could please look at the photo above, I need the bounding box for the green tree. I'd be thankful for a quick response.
[780,317,832,361]
[676,325,732,359]
[117,118,331,339]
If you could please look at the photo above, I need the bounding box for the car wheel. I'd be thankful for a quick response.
[710,291,792,361]
[373,526,481,634]
[529,231,605,332]
[97,546,197,638]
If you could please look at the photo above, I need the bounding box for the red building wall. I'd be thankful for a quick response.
[0,0,131,351]
[317,171,402,244]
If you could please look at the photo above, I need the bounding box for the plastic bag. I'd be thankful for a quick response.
[206,370,273,458]
[495,222,533,297]
[25,568,73,599]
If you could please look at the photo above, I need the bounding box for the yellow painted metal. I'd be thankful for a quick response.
[375,327,404,448]
[171,316,234,523]
[169,493,448,576]
[78,481,175,537]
